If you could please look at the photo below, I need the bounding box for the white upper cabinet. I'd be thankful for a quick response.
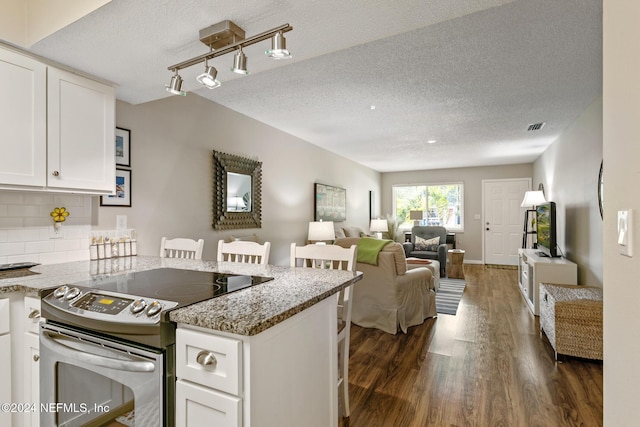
[47,67,115,193]
[0,48,47,187]
[0,44,115,194]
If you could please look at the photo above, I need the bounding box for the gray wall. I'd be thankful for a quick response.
[381,163,533,262]
[98,95,381,266]
[533,97,603,286]
[603,1,640,423]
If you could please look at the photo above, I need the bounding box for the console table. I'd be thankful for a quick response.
[517,249,577,315]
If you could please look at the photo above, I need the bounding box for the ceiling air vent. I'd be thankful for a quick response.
[527,122,546,131]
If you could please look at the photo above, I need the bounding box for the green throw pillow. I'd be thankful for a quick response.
[415,235,440,251]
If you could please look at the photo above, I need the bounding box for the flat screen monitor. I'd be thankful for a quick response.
[535,201,558,257]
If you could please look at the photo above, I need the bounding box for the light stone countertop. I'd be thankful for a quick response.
[0,256,362,336]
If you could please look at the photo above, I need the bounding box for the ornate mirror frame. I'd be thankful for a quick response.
[212,150,262,230]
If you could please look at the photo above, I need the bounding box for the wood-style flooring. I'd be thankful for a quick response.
[340,265,603,427]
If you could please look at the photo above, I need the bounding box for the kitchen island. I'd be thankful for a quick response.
[1,256,362,427]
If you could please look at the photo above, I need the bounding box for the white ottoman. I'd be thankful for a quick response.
[406,258,440,291]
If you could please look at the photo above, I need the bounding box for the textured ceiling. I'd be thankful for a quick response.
[27,0,602,172]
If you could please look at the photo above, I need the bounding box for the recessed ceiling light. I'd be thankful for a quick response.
[427,140,437,144]
[369,105,376,110]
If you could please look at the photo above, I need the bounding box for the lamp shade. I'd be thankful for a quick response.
[308,221,335,241]
[409,210,424,220]
[369,219,388,233]
[520,191,546,208]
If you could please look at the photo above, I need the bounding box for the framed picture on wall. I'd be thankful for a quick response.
[314,183,346,221]
[115,127,131,167]
[100,168,132,207]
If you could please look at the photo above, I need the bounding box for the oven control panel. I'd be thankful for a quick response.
[42,285,179,325]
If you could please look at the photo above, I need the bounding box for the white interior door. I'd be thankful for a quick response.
[483,179,531,265]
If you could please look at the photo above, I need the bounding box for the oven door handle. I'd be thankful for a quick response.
[41,330,156,373]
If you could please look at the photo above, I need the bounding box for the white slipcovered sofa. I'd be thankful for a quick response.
[334,237,437,334]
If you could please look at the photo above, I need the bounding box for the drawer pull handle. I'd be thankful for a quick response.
[196,351,217,367]
[28,309,40,319]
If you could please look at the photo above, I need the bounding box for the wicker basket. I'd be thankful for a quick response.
[539,283,603,360]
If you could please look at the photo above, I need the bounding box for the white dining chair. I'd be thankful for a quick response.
[217,240,271,265]
[160,237,204,260]
[290,242,357,418]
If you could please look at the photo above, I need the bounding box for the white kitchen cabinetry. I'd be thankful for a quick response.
[517,249,577,315]
[176,296,338,427]
[23,296,41,427]
[0,48,47,187]
[0,44,115,194]
[0,298,12,427]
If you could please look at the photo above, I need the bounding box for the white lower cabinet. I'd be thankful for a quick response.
[0,298,11,427]
[176,296,338,427]
[176,380,242,427]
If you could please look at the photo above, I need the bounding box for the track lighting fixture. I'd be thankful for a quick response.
[265,31,292,60]
[231,47,249,75]
[197,61,221,89]
[165,71,186,96]
[165,20,292,96]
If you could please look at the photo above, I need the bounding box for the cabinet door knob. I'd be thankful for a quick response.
[52,171,60,177]
[33,354,40,362]
[196,350,217,367]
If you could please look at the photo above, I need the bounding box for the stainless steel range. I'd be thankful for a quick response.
[39,268,273,427]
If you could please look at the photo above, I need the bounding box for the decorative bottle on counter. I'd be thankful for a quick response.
[131,230,137,256]
[97,237,105,259]
[104,238,112,258]
[89,238,98,260]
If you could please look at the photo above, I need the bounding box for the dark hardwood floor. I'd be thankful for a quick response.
[340,265,603,427]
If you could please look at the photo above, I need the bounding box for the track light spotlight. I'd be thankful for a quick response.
[231,47,249,75]
[166,21,293,95]
[265,31,292,60]
[197,64,221,89]
[165,72,186,96]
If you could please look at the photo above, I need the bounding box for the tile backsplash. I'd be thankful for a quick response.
[0,191,93,265]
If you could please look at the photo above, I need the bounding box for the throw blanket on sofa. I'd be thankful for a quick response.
[357,237,392,265]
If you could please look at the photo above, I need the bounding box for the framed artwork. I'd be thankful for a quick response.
[314,183,346,222]
[115,127,131,167]
[101,168,132,207]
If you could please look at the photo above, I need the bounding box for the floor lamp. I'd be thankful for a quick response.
[521,190,546,249]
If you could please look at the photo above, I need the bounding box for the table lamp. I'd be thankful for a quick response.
[369,219,388,239]
[308,221,335,244]
[410,210,424,226]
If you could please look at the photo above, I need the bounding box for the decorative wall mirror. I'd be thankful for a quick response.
[212,150,262,230]
[598,160,603,219]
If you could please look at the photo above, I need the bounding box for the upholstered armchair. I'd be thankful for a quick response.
[334,237,436,335]
[403,226,448,276]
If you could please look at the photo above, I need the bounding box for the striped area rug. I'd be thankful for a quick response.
[436,277,466,315]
